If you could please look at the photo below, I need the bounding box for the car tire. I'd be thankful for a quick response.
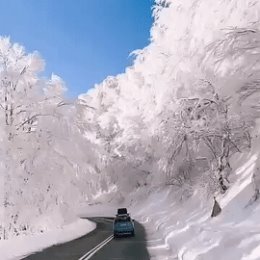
[131,231,135,237]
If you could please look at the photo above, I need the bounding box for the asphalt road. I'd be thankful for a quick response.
[22,217,150,260]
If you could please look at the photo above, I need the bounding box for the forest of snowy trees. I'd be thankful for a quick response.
[1,0,260,240]
[80,0,260,197]
[0,38,105,239]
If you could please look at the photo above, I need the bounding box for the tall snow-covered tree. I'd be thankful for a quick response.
[0,38,99,239]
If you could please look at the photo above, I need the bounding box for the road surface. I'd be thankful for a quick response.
[22,217,150,260]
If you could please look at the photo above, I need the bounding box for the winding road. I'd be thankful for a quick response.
[22,217,150,260]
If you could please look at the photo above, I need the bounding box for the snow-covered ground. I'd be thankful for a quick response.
[131,152,260,260]
[0,218,96,260]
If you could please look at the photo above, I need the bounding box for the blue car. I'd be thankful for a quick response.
[113,215,135,238]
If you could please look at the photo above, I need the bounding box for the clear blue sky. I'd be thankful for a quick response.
[0,0,154,97]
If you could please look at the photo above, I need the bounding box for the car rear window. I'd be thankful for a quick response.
[115,217,131,223]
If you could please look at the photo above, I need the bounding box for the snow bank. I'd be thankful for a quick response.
[0,218,96,260]
[132,152,260,260]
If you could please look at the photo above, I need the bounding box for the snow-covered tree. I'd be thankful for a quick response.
[77,0,260,203]
[0,38,99,239]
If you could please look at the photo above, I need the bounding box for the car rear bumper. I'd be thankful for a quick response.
[114,230,134,237]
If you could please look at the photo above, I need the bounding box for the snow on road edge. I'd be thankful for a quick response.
[131,152,260,260]
[0,218,96,260]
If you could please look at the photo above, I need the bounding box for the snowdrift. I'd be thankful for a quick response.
[0,218,95,260]
[132,152,260,259]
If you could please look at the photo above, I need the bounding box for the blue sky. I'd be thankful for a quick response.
[0,0,153,97]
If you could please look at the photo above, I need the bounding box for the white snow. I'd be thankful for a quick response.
[0,218,96,260]
[131,152,260,260]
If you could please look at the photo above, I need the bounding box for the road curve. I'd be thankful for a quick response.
[22,217,150,260]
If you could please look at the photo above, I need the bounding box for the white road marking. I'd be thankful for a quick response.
[78,235,114,260]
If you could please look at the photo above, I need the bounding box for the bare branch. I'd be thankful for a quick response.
[57,101,72,107]
[16,113,51,130]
